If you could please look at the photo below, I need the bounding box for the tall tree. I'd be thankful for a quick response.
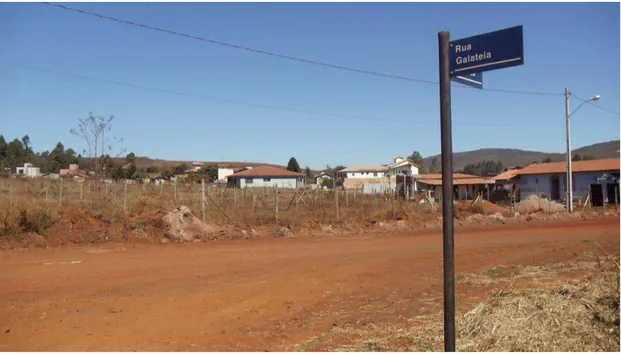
[126,152,136,164]
[429,157,440,173]
[408,151,425,173]
[0,135,7,169]
[304,166,313,184]
[70,113,125,179]
[5,139,25,170]
[199,164,218,182]
[287,157,301,173]
[173,163,188,175]
[541,157,553,163]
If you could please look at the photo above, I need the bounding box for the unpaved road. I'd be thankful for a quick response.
[1,218,619,351]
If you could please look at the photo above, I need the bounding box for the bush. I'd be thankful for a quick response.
[19,207,56,233]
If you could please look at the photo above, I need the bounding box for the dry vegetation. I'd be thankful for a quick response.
[292,253,620,352]
[0,178,618,248]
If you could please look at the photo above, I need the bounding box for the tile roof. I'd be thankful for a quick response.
[517,158,620,176]
[227,165,305,178]
[491,169,520,181]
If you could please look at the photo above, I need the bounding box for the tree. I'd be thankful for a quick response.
[541,157,553,163]
[126,152,136,164]
[462,160,504,177]
[5,139,25,170]
[146,165,159,173]
[70,113,125,180]
[199,164,218,182]
[173,163,188,175]
[582,155,596,161]
[161,168,173,180]
[429,157,440,173]
[287,157,301,173]
[304,166,313,184]
[0,135,7,169]
[572,154,582,161]
[408,151,425,173]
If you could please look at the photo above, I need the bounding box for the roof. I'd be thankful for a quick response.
[517,158,620,176]
[340,165,387,173]
[491,169,520,181]
[418,177,494,186]
[414,173,478,180]
[227,165,305,178]
[387,158,420,169]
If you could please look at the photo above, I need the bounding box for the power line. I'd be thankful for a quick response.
[42,2,563,97]
[0,59,552,127]
[571,94,620,116]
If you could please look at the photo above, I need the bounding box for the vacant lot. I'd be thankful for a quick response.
[0,218,618,351]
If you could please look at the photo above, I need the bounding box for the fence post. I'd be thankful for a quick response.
[142,182,145,195]
[274,186,279,221]
[160,182,163,197]
[59,179,63,206]
[9,183,13,207]
[392,187,396,219]
[201,178,206,221]
[252,189,256,213]
[234,188,237,208]
[174,180,178,203]
[335,188,340,222]
[45,183,48,205]
[345,188,349,207]
[80,182,84,205]
[615,185,618,211]
[124,180,128,213]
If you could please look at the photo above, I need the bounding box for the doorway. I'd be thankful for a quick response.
[606,183,619,204]
[550,176,561,201]
[590,184,604,207]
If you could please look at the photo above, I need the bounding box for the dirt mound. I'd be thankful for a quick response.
[162,206,222,243]
[517,195,565,214]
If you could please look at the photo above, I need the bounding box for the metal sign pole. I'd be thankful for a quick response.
[438,30,456,352]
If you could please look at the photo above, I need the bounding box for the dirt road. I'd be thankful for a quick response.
[1,218,619,351]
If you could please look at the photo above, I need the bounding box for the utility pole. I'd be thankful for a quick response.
[565,88,573,212]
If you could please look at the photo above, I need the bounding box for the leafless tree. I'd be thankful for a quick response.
[70,113,126,180]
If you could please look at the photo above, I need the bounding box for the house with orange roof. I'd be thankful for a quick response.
[515,158,619,205]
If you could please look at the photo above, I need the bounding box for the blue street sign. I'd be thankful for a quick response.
[449,25,524,76]
[452,72,483,89]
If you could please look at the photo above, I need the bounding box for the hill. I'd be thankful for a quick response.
[422,140,620,171]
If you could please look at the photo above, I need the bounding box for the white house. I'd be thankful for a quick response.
[516,158,620,205]
[227,165,305,189]
[217,164,249,182]
[339,165,387,179]
[314,171,334,188]
[16,163,40,177]
[385,157,420,177]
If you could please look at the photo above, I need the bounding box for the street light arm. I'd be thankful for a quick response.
[569,100,589,117]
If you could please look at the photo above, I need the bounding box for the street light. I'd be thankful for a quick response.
[565,88,600,212]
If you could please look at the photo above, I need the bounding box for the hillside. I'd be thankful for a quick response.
[422,140,620,171]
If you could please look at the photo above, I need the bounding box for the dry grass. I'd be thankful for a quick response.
[292,254,620,352]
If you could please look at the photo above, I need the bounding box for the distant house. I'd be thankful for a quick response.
[414,173,493,200]
[16,163,40,177]
[385,157,420,177]
[59,164,87,178]
[339,165,387,179]
[515,158,620,205]
[217,164,248,182]
[227,165,305,189]
[314,171,334,188]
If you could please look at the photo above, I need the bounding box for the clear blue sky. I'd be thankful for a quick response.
[1,2,619,170]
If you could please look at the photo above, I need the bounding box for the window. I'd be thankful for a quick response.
[373,172,378,177]
[263,178,271,182]
[245,178,253,184]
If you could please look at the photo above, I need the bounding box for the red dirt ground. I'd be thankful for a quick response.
[0,218,619,351]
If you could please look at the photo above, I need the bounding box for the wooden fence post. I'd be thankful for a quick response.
[392,187,396,219]
[252,189,256,213]
[58,179,63,206]
[9,183,13,207]
[201,178,206,221]
[274,186,279,221]
[45,183,48,205]
[335,188,340,222]
[80,182,84,205]
[124,181,128,213]
[234,188,237,208]
[174,180,178,203]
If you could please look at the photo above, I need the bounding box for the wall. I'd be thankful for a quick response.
[362,182,396,194]
[520,171,619,202]
[218,168,235,181]
[346,171,385,179]
[239,176,302,189]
